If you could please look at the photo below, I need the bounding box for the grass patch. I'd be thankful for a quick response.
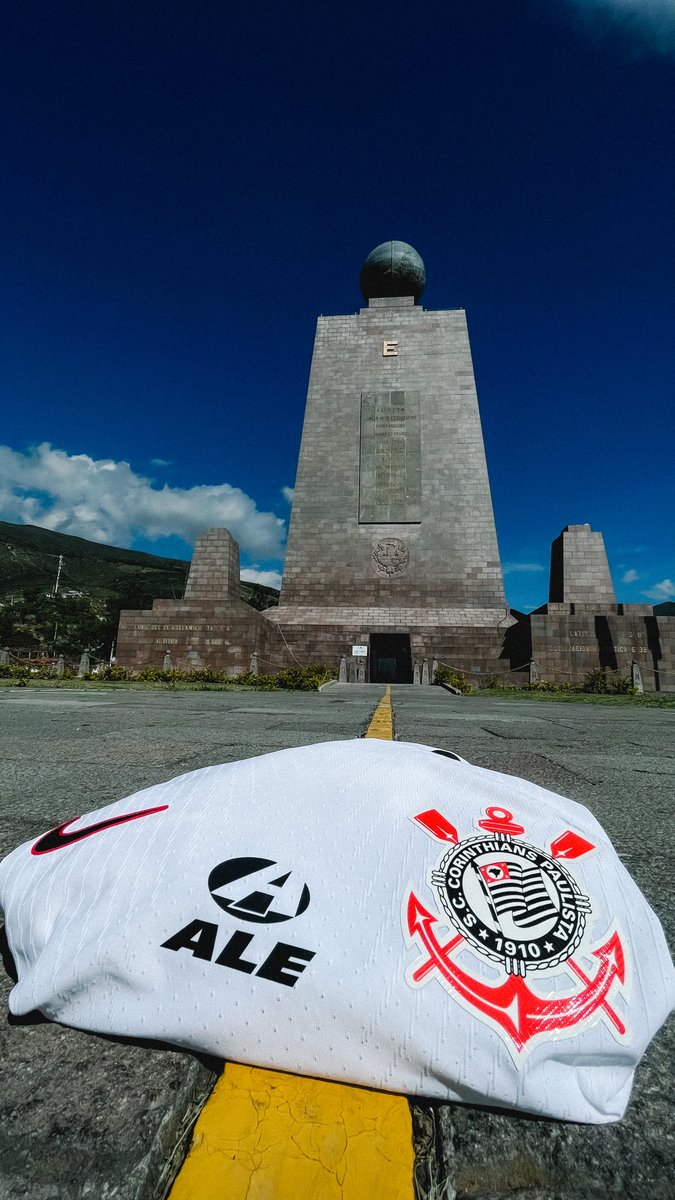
[0,678,257,692]
[468,689,675,708]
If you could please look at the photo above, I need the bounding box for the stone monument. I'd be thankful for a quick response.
[266,240,514,682]
[116,528,287,675]
[523,524,675,690]
[116,241,674,690]
[549,524,616,605]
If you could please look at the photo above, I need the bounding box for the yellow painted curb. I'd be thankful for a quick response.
[168,684,414,1199]
[168,1064,414,1200]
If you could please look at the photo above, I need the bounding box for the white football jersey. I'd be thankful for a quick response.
[1,739,672,1124]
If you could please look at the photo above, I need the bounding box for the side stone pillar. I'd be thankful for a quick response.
[183,528,241,601]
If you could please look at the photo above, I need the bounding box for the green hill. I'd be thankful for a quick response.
[0,520,189,605]
[0,521,278,656]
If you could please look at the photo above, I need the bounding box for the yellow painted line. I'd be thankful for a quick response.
[168,683,414,1199]
[364,683,393,740]
[168,1064,414,1200]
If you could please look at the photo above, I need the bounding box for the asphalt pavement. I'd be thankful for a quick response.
[0,684,673,1199]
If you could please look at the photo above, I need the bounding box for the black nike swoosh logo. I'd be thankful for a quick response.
[31,805,169,855]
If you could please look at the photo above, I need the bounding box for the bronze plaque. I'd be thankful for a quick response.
[359,391,421,523]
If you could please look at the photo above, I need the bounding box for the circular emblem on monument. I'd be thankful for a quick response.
[432,837,589,974]
[371,538,409,577]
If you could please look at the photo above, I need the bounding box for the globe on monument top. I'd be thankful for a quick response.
[360,240,426,302]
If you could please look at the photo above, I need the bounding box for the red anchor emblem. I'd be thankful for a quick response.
[405,805,628,1057]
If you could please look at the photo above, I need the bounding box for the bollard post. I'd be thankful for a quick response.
[0,648,10,665]
[339,656,347,683]
[413,662,421,685]
[631,660,644,694]
[348,659,357,683]
[357,663,365,683]
[250,652,258,676]
[163,652,173,671]
[529,659,539,684]
[55,655,65,678]
[78,651,90,678]
[422,658,430,686]
[432,658,438,683]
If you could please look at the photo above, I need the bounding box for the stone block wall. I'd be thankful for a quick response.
[280,297,505,612]
[116,529,289,675]
[549,525,616,604]
[265,606,522,682]
[183,528,240,600]
[529,604,675,690]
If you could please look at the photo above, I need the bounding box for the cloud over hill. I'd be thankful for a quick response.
[0,443,286,560]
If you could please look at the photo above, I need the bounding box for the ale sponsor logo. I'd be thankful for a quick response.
[162,856,316,989]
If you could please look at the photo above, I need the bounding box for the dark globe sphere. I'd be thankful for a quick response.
[360,240,426,302]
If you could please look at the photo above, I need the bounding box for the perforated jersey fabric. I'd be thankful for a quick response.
[1,739,673,1123]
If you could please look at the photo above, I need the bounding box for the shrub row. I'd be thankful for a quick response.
[92,663,337,690]
[431,665,635,695]
[0,661,636,695]
[475,670,635,695]
[432,665,473,693]
[0,663,77,680]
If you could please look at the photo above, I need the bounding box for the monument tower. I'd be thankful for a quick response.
[267,240,512,681]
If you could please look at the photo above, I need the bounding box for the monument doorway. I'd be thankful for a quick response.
[369,634,413,684]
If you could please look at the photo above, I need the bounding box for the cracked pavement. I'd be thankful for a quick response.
[0,685,673,1198]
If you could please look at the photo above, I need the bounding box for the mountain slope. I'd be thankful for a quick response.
[0,520,278,609]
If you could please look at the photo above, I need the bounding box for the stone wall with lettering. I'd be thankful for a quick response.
[117,597,288,674]
[358,391,421,522]
[529,603,675,690]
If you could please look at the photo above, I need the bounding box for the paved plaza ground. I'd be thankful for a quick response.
[0,684,673,1199]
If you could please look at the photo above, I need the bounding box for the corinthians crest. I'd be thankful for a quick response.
[404,803,628,1059]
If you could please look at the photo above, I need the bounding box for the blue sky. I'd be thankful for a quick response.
[0,0,673,610]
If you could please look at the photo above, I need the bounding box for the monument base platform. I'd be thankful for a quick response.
[115,529,675,690]
[267,605,525,682]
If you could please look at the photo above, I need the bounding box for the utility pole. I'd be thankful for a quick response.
[53,555,64,596]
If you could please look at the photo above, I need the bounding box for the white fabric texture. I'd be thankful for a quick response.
[1,739,672,1123]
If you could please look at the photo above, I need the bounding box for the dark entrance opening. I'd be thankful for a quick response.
[369,634,413,684]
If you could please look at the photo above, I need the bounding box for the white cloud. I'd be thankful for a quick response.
[240,567,283,590]
[562,0,675,56]
[503,562,546,574]
[622,568,639,583]
[644,578,675,601]
[281,486,295,504]
[0,443,286,559]
[150,457,172,467]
